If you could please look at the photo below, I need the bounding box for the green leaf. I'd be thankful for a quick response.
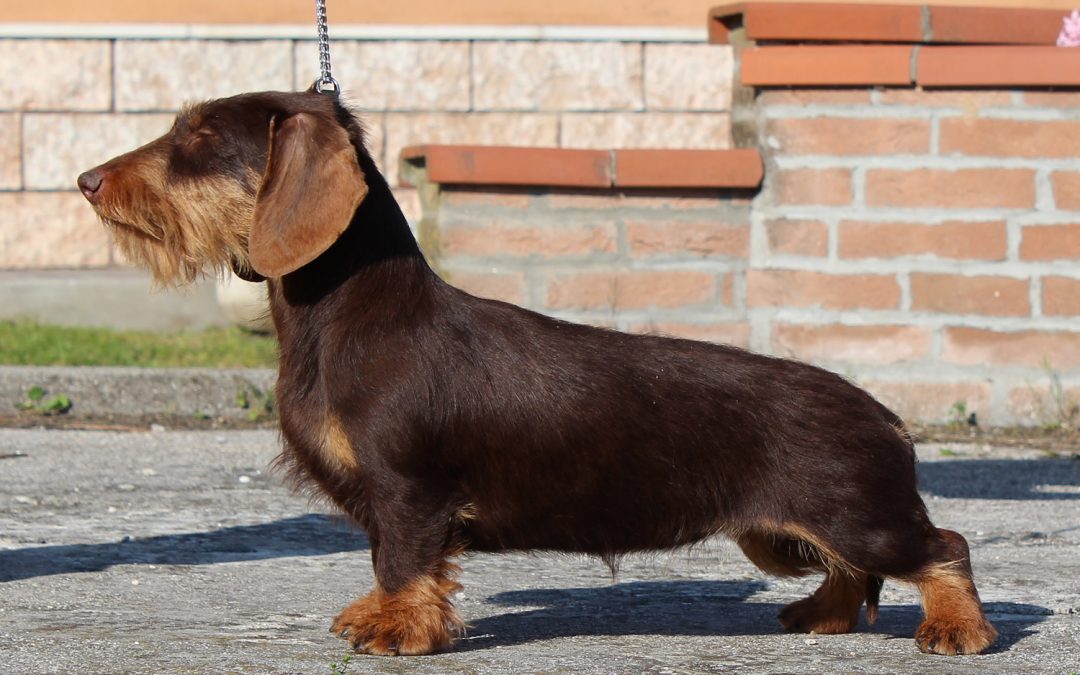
[43,394,72,415]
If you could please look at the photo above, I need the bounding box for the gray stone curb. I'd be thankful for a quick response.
[0,366,276,420]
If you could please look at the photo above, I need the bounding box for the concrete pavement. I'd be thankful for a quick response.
[0,428,1077,674]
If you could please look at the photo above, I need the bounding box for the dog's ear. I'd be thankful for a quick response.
[248,112,368,277]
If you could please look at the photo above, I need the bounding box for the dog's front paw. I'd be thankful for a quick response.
[915,616,997,655]
[331,577,463,656]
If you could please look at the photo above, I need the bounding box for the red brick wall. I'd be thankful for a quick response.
[418,186,754,350]
[411,77,1080,427]
[748,87,1080,427]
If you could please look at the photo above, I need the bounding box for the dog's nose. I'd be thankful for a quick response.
[77,169,104,202]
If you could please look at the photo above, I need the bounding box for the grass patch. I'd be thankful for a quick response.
[0,320,277,368]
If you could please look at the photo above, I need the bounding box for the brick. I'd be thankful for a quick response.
[943,327,1080,369]
[917,46,1080,87]
[741,46,913,87]
[441,220,616,259]
[0,192,110,267]
[296,41,469,111]
[1019,224,1080,261]
[861,380,993,424]
[643,43,733,111]
[22,113,174,190]
[865,169,1035,209]
[443,268,526,305]
[929,6,1063,45]
[771,169,853,206]
[1042,277,1080,316]
[1052,172,1080,210]
[629,321,752,348]
[940,119,1080,158]
[472,42,642,111]
[721,274,737,308]
[0,40,110,111]
[544,193,625,211]
[874,89,1013,107]
[626,221,749,259]
[406,145,611,188]
[544,192,742,213]
[115,41,292,111]
[772,323,932,365]
[384,112,559,187]
[440,189,532,210]
[1022,92,1080,108]
[0,113,19,189]
[747,269,899,310]
[745,3,923,42]
[1007,383,1080,426]
[559,112,732,150]
[839,220,1007,261]
[613,149,762,189]
[910,273,1029,317]
[765,219,828,257]
[765,118,930,156]
[544,270,716,311]
[757,90,871,106]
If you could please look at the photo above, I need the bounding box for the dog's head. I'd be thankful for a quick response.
[77,91,369,286]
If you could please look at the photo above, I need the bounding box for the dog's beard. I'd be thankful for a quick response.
[95,174,258,288]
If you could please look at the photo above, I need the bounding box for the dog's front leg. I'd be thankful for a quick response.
[331,500,465,656]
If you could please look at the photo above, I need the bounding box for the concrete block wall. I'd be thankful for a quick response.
[0,34,732,271]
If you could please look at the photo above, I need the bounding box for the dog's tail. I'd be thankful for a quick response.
[865,574,885,624]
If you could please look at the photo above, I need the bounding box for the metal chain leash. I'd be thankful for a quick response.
[315,0,339,94]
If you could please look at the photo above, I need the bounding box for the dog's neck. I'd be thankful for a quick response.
[274,154,432,308]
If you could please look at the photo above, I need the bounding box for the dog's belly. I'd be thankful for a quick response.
[461,515,728,556]
[455,452,739,556]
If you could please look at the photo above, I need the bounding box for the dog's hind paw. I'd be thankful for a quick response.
[778,595,860,635]
[915,616,997,656]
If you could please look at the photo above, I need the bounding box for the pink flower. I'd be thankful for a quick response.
[1059,9,1080,46]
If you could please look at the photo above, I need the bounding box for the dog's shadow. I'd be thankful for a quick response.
[918,457,1080,501]
[0,514,369,583]
[460,581,1047,654]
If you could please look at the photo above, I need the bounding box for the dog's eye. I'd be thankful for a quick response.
[184,129,217,148]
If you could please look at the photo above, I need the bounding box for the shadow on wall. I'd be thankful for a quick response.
[0,513,369,583]
[918,458,1080,500]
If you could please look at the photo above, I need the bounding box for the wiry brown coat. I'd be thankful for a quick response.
[78,90,997,657]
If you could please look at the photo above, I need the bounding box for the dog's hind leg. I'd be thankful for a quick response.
[737,530,872,634]
[778,570,873,634]
[757,518,995,654]
[331,498,465,656]
[810,510,996,653]
[907,528,997,655]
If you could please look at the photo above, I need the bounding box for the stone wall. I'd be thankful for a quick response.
[0,33,731,270]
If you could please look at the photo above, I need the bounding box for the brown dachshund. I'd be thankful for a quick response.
[77,89,996,657]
